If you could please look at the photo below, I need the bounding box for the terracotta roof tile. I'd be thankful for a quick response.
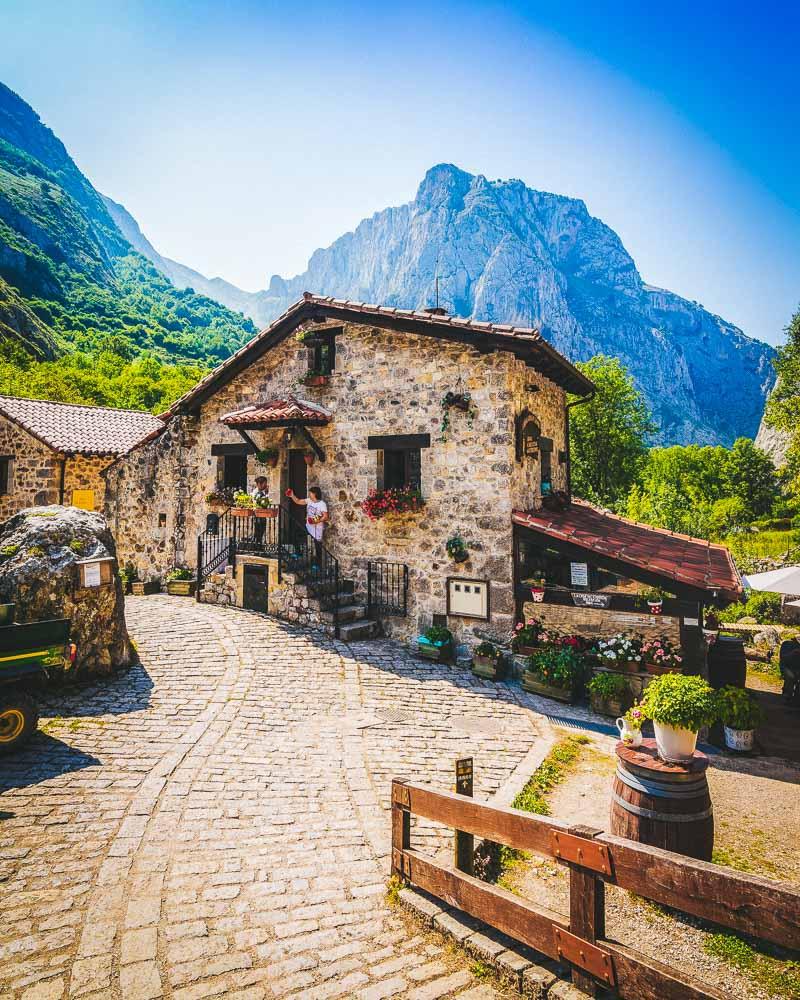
[0,395,165,456]
[220,396,332,426]
[512,499,742,602]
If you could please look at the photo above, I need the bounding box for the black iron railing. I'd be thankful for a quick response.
[197,504,340,613]
[367,560,408,617]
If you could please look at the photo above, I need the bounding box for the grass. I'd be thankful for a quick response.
[704,933,800,999]
[727,529,798,569]
[385,874,403,906]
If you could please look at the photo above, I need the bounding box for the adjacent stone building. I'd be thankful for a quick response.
[0,395,163,520]
[104,293,742,651]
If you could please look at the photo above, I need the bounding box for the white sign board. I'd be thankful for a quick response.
[448,578,489,619]
[570,562,589,587]
[83,562,102,587]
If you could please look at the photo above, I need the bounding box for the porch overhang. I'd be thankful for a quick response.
[219,396,332,430]
[513,499,743,605]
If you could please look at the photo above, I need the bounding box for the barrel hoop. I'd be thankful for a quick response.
[612,792,713,824]
[615,766,709,800]
[621,759,707,783]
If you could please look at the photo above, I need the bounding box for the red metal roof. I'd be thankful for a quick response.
[512,499,742,602]
[220,396,332,427]
[0,394,165,456]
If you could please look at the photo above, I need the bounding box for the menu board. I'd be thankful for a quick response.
[570,562,589,587]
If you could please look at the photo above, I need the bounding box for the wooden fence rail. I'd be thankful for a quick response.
[391,778,800,999]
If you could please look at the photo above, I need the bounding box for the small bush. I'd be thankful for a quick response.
[587,672,630,699]
[641,673,717,731]
[724,591,782,624]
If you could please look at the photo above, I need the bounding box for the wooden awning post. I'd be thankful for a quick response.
[454,757,474,876]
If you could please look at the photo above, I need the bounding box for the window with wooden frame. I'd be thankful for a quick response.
[539,437,553,494]
[307,328,337,376]
[368,434,429,492]
[211,443,249,492]
[0,456,12,495]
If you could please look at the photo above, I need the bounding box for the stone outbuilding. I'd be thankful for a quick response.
[0,395,163,520]
[103,293,742,654]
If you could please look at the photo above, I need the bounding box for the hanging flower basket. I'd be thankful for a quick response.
[361,486,425,521]
[255,448,280,468]
[300,372,329,387]
[253,507,279,519]
[648,600,663,615]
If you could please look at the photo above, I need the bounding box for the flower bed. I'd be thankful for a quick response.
[361,486,424,521]
[641,637,683,674]
[472,641,506,680]
[522,646,585,703]
[593,634,643,673]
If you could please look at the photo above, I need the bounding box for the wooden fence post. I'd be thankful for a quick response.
[567,825,606,996]
[454,757,474,876]
[391,780,411,880]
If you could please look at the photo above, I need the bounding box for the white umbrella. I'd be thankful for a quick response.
[743,566,800,594]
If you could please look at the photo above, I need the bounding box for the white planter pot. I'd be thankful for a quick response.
[616,717,642,748]
[654,722,698,763]
[724,726,755,752]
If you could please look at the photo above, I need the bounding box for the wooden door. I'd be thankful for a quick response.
[288,449,307,526]
[242,564,268,613]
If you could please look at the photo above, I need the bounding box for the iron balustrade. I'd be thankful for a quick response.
[367,560,409,617]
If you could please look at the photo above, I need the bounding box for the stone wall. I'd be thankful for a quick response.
[199,567,237,606]
[0,415,60,519]
[268,576,336,636]
[522,600,682,645]
[109,320,567,645]
[63,454,113,510]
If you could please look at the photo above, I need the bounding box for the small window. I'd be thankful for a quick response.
[222,454,248,491]
[309,330,336,375]
[381,448,421,491]
[540,437,553,494]
[0,457,11,495]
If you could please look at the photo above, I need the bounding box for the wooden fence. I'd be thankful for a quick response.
[391,778,800,999]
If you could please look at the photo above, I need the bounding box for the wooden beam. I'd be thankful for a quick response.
[367,433,431,450]
[296,424,325,463]
[234,428,260,453]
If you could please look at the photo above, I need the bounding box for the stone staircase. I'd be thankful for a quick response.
[319,579,380,641]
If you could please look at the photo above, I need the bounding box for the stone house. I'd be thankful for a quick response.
[104,293,741,652]
[0,395,163,521]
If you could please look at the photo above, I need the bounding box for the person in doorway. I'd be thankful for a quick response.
[252,475,270,546]
[286,486,329,569]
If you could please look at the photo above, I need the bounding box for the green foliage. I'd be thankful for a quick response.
[704,932,800,998]
[569,355,656,509]
[723,591,783,624]
[765,304,800,492]
[0,544,18,556]
[423,625,452,645]
[233,491,255,509]
[716,686,764,730]
[445,534,469,559]
[586,671,630,699]
[474,641,501,659]
[68,539,84,554]
[526,646,584,689]
[166,567,193,581]
[640,673,718,731]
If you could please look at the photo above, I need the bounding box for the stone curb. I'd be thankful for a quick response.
[397,886,588,999]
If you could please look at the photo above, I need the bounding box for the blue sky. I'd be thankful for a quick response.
[2,0,798,345]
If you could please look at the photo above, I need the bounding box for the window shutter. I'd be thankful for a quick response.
[376,449,385,491]
[407,449,422,490]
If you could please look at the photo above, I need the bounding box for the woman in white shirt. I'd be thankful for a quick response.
[286,486,329,562]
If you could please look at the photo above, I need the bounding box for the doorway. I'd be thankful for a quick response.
[288,449,308,526]
[242,564,268,613]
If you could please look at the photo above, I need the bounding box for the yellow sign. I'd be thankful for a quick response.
[72,489,95,511]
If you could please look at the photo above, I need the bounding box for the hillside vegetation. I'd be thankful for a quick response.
[0,83,255,410]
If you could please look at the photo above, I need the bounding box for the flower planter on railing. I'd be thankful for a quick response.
[300,373,329,388]
[252,507,279,519]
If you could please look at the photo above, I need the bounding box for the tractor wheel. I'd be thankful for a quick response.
[0,692,39,752]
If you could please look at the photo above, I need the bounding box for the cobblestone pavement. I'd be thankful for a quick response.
[0,597,549,1000]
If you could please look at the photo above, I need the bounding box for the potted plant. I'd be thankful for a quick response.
[206,486,236,510]
[446,535,469,563]
[616,703,645,748]
[299,370,329,387]
[417,625,453,662]
[252,495,278,518]
[522,646,585,703]
[593,634,643,673]
[511,618,550,656]
[131,577,161,595]
[472,641,506,680]
[361,486,425,522]
[716,685,763,752]
[641,637,683,675]
[119,562,137,595]
[587,671,632,717]
[529,577,546,603]
[641,586,666,615]
[640,673,718,763]
[255,448,280,468]
[165,567,197,597]
[439,391,477,441]
[231,491,255,517]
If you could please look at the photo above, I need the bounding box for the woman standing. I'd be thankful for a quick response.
[286,486,329,564]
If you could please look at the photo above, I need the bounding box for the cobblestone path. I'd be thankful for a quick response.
[0,597,547,1000]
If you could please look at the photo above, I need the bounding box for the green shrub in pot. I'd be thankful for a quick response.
[716,686,763,752]
[640,673,718,762]
[522,646,585,702]
[587,671,631,717]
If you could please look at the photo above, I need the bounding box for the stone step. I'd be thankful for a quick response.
[337,619,380,642]
[319,603,368,624]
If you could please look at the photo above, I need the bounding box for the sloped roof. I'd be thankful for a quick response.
[220,397,332,427]
[513,499,742,602]
[0,395,165,456]
[169,292,594,414]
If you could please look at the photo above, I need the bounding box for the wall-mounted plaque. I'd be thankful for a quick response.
[572,592,611,609]
[76,556,114,588]
[570,562,589,587]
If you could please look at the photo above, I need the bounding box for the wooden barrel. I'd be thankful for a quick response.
[707,634,747,689]
[610,740,714,861]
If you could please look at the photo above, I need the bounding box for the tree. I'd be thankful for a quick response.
[723,437,779,520]
[569,356,655,509]
[765,304,800,490]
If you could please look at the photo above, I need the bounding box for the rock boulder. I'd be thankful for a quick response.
[0,505,133,679]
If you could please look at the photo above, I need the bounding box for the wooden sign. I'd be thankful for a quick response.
[455,757,473,797]
[454,757,474,876]
[76,556,114,589]
[572,592,611,609]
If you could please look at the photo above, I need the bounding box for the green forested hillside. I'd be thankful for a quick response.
[0,82,256,411]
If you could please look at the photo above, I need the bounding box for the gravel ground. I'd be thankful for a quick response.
[503,733,800,1000]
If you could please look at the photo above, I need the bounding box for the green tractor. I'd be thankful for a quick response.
[0,604,75,752]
